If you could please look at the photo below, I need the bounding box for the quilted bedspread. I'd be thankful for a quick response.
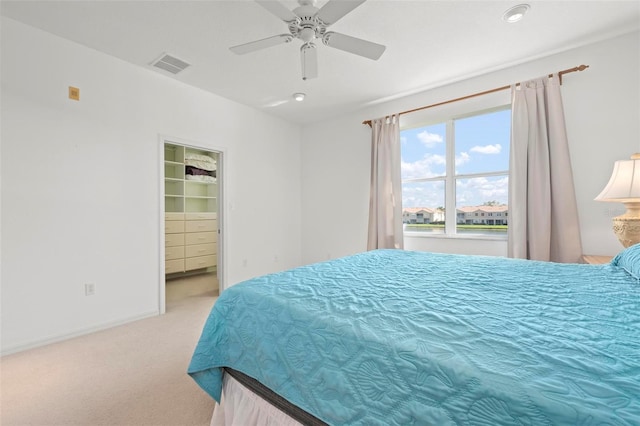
[188,249,640,425]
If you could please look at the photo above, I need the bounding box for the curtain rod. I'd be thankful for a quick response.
[362,64,589,127]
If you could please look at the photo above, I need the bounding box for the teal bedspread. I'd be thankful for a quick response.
[188,249,640,425]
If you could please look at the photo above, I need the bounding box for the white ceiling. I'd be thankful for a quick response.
[2,1,639,125]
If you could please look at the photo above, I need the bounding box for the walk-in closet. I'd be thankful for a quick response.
[163,141,221,305]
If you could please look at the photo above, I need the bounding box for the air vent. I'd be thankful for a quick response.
[151,53,190,74]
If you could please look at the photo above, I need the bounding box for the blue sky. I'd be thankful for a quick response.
[401,109,510,208]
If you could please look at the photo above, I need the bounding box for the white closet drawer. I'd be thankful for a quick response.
[166,246,185,260]
[186,243,216,258]
[186,212,217,221]
[165,213,185,221]
[165,233,185,247]
[165,259,185,274]
[185,231,217,245]
[185,220,216,233]
[186,255,217,270]
[165,220,184,234]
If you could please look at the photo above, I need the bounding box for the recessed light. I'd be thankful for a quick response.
[503,4,530,23]
[293,93,306,102]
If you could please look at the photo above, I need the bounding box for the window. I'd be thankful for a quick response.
[401,107,510,237]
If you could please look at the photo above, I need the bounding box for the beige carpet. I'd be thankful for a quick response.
[1,287,218,426]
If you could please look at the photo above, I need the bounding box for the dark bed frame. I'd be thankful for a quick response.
[223,367,328,426]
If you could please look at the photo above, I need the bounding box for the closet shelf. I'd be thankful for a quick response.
[185,180,217,185]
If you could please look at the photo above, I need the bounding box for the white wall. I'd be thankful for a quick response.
[3,20,638,355]
[301,31,640,264]
[0,18,302,354]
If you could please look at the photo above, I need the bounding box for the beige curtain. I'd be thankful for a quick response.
[367,114,404,250]
[508,74,583,262]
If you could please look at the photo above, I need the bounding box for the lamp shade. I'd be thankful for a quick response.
[595,154,640,202]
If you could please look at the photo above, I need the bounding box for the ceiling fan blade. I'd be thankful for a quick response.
[301,43,318,80]
[256,0,298,22]
[230,34,293,55]
[322,31,385,60]
[316,0,366,25]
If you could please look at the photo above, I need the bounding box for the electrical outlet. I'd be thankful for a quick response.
[85,283,95,296]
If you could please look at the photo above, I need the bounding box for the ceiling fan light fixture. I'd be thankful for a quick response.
[502,4,530,23]
[299,27,315,43]
[293,92,306,102]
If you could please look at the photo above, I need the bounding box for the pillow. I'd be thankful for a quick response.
[185,152,215,163]
[184,158,216,172]
[611,243,640,279]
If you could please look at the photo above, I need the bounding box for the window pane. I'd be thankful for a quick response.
[401,123,446,180]
[454,109,510,175]
[456,176,508,235]
[402,181,445,234]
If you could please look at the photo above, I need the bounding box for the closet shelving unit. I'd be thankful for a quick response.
[164,143,218,276]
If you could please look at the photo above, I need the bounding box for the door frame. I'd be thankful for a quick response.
[158,134,227,314]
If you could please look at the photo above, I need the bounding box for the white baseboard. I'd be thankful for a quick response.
[1,310,160,356]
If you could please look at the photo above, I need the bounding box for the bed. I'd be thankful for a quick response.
[188,248,640,425]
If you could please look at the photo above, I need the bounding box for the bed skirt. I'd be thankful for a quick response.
[211,369,326,426]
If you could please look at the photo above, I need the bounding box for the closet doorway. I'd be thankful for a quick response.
[160,136,224,313]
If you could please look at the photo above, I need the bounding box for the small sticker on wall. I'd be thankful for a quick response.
[68,86,80,101]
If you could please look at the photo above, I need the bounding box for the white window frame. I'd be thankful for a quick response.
[400,96,511,240]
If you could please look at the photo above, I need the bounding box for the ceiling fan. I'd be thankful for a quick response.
[230,0,386,80]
